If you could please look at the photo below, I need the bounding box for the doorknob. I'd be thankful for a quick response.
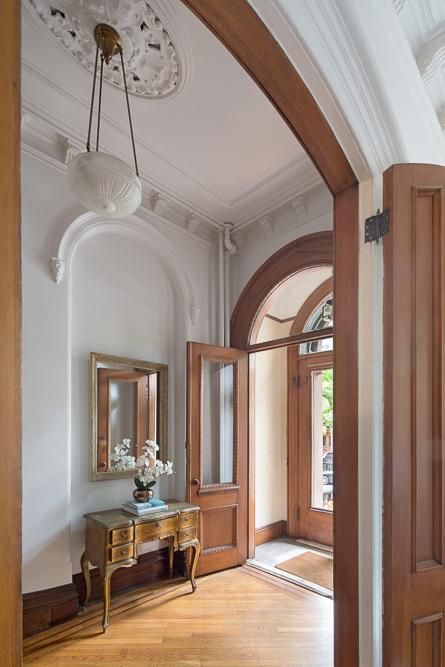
[191,478,200,488]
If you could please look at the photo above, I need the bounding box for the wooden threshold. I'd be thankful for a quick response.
[242,563,333,600]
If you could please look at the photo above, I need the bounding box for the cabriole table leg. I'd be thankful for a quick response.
[189,538,201,592]
[80,551,91,609]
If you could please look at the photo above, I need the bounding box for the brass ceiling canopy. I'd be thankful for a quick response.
[94,24,122,65]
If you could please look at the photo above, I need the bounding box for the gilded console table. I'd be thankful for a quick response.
[81,501,200,632]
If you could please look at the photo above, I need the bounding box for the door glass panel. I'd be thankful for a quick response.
[299,337,333,355]
[311,368,334,511]
[202,360,234,485]
[109,380,136,453]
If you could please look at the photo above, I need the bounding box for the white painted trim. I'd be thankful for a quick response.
[53,211,198,329]
[358,177,383,667]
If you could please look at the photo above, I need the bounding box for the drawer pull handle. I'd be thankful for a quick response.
[155,522,161,528]
[120,549,126,555]
[120,531,127,538]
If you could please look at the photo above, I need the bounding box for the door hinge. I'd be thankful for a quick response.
[294,375,300,388]
[364,208,390,245]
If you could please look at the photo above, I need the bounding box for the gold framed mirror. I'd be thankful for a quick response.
[90,352,168,481]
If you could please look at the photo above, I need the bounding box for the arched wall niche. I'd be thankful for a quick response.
[52,211,198,332]
[56,211,199,568]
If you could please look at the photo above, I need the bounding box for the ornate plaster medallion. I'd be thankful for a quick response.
[28,0,182,98]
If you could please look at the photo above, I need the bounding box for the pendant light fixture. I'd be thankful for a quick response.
[67,24,142,218]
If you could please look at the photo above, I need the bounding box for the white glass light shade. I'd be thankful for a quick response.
[67,151,142,218]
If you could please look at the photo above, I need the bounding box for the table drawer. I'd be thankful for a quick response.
[178,512,197,530]
[135,516,177,542]
[110,526,134,546]
[109,543,134,563]
[178,527,197,544]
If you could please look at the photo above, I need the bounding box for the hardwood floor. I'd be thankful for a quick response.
[24,567,333,666]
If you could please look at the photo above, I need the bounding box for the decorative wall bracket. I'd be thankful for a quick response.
[49,257,65,283]
[259,214,273,237]
[152,192,169,217]
[190,306,200,326]
[291,196,307,221]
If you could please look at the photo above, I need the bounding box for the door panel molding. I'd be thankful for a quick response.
[383,164,445,665]
[186,342,248,576]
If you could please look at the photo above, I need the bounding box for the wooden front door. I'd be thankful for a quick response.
[383,163,445,666]
[186,342,248,575]
[288,348,334,546]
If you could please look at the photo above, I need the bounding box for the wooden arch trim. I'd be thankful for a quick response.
[290,277,334,335]
[230,231,333,349]
[182,0,357,196]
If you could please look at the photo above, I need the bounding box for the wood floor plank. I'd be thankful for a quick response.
[24,567,333,666]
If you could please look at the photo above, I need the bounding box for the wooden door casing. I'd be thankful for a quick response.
[383,164,445,666]
[0,0,22,662]
[186,342,248,576]
[288,349,334,546]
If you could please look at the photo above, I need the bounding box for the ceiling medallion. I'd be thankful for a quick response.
[28,0,181,98]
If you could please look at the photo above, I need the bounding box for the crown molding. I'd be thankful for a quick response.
[22,103,328,251]
[252,0,445,173]
[390,0,445,141]
[22,5,322,225]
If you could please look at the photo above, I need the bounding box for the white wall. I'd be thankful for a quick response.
[230,185,333,309]
[253,335,288,529]
[21,138,332,595]
[21,153,218,593]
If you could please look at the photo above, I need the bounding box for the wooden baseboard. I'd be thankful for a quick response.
[24,575,190,656]
[23,583,79,639]
[255,520,287,546]
[23,546,186,639]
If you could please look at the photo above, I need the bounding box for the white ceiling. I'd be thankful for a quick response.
[22,0,321,229]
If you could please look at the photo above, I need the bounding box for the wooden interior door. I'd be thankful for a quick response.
[383,163,445,666]
[288,348,334,546]
[186,342,248,576]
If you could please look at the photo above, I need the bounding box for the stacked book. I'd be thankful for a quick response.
[122,498,168,516]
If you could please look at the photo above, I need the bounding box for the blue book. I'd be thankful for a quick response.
[122,501,169,516]
[125,498,167,510]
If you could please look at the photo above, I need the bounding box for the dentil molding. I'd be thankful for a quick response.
[27,0,184,99]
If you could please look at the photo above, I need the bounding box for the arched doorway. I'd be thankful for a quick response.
[230,233,335,550]
[1,1,358,663]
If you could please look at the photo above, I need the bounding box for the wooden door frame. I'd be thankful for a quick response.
[288,348,334,546]
[2,0,359,661]
[1,0,22,663]
[230,208,358,667]
[288,278,335,544]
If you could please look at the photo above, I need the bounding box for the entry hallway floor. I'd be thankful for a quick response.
[24,567,333,666]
